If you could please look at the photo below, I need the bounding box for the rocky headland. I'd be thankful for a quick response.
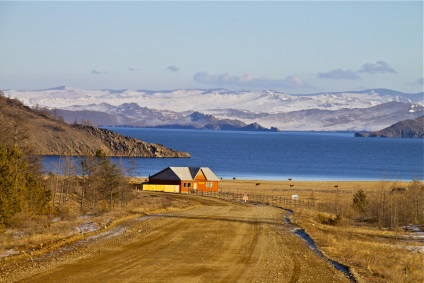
[355,116,424,138]
[0,93,190,157]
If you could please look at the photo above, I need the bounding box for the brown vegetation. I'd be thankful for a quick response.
[0,191,195,263]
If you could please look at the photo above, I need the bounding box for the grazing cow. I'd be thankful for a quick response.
[256,183,260,186]
[391,187,409,193]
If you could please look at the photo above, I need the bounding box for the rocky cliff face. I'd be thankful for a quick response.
[355,116,424,138]
[70,125,190,157]
[0,94,190,157]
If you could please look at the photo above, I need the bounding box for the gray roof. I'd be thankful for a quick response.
[150,167,220,181]
[198,167,220,181]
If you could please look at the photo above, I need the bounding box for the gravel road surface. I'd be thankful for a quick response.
[3,194,349,283]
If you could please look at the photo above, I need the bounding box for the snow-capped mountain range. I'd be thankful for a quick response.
[3,86,424,131]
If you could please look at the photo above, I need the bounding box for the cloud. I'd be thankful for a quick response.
[128,67,142,72]
[193,72,309,89]
[318,69,360,80]
[318,61,397,80]
[91,69,102,75]
[90,67,107,75]
[166,65,180,72]
[359,61,397,74]
[408,78,424,86]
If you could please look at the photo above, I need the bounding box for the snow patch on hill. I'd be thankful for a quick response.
[5,87,422,113]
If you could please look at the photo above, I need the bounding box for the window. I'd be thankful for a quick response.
[206,182,214,188]
[183,183,191,188]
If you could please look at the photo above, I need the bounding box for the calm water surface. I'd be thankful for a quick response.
[44,128,423,181]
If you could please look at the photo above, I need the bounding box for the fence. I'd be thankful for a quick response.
[194,188,326,210]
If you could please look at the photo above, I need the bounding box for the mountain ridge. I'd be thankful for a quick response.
[4,87,424,131]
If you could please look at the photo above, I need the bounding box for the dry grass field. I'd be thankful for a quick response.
[218,179,424,283]
[218,179,410,201]
[1,179,423,283]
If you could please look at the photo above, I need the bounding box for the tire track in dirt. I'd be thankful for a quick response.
[14,214,194,282]
[289,250,301,283]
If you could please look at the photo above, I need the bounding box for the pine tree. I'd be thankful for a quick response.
[0,146,26,226]
[352,189,368,221]
[0,145,52,227]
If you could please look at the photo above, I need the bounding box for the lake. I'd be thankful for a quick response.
[43,128,423,181]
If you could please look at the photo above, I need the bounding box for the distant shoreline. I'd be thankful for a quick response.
[135,177,419,183]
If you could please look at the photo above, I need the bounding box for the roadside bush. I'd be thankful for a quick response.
[55,206,72,220]
[366,180,424,229]
[316,213,341,226]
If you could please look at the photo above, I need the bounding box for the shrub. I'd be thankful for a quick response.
[317,213,341,226]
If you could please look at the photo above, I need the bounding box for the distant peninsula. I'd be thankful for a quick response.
[149,112,278,131]
[355,116,424,138]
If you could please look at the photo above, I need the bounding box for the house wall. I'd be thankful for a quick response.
[179,180,219,193]
[197,181,219,192]
[180,181,191,194]
[143,184,180,193]
[194,171,219,192]
[149,179,180,186]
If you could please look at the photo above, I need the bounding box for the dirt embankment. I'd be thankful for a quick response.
[1,194,350,283]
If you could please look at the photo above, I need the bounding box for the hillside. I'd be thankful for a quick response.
[0,94,190,157]
[355,116,424,138]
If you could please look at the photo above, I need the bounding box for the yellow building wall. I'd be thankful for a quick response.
[143,184,180,193]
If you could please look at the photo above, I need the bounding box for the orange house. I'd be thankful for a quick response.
[148,167,220,193]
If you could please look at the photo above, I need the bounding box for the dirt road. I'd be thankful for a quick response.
[6,195,350,282]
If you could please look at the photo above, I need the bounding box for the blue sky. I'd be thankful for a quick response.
[0,1,423,93]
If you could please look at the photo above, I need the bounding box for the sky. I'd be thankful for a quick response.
[0,1,423,94]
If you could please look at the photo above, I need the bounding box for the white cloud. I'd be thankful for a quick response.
[193,72,310,89]
[318,69,360,80]
[166,65,180,72]
[359,61,397,74]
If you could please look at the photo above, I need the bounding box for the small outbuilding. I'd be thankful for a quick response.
[144,167,220,193]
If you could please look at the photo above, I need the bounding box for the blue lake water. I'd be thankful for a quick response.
[44,128,424,181]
